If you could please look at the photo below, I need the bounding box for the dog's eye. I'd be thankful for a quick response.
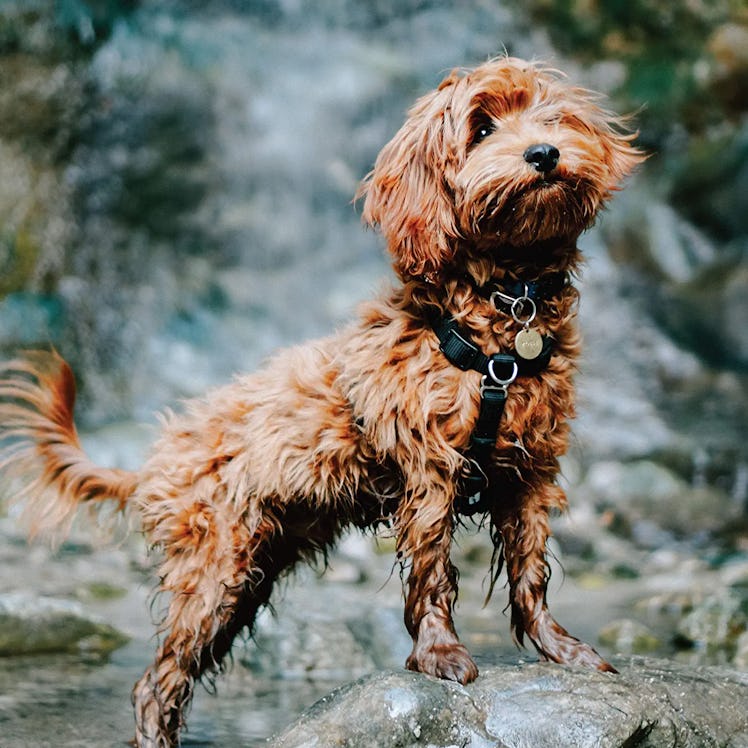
[471,120,495,147]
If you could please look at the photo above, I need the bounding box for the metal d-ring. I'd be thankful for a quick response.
[487,358,518,387]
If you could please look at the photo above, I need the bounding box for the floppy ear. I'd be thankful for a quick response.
[596,110,647,190]
[604,130,646,187]
[359,77,462,279]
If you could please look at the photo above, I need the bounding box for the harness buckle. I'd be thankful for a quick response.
[481,356,518,395]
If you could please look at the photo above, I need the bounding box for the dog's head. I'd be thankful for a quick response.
[360,57,644,278]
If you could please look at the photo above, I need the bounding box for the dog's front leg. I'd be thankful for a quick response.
[496,481,616,672]
[397,483,478,684]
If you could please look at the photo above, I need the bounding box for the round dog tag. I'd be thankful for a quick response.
[515,327,543,360]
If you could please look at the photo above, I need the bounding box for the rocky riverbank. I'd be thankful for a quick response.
[1,495,747,746]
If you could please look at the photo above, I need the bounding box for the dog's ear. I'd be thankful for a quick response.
[598,115,647,189]
[358,76,462,279]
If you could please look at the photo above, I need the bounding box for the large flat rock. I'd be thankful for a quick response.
[269,657,748,748]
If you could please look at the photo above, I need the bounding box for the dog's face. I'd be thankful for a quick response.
[361,58,644,277]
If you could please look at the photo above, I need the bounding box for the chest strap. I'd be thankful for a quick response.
[430,315,553,515]
[431,316,553,377]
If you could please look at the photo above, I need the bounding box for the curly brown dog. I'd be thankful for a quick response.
[0,57,643,746]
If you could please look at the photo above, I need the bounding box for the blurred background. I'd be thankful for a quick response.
[0,1,746,746]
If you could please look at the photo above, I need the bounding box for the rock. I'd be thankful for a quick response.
[709,23,748,113]
[710,23,748,70]
[0,591,128,657]
[580,459,734,542]
[242,609,375,681]
[601,190,721,284]
[655,255,748,371]
[269,659,748,748]
[241,605,409,680]
[674,592,748,657]
[598,619,662,654]
[734,630,748,669]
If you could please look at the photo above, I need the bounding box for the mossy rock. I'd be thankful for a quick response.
[598,618,663,654]
[0,592,129,657]
[0,228,38,295]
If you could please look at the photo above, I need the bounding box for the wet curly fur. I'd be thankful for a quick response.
[0,57,643,746]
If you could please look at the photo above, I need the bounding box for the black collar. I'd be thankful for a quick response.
[474,271,569,311]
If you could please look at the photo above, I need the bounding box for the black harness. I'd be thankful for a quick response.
[430,274,566,516]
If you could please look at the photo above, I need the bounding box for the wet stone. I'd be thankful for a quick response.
[598,618,663,655]
[269,658,748,748]
[0,591,129,657]
[674,592,748,657]
[241,603,412,680]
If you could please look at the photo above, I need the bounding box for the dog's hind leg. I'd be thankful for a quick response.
[131,496,343,747]
[496,481,616,672]
[132,584,254,748]
[131,504,292,747]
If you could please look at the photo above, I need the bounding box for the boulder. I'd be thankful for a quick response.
[675,592,748,657]
[0,591,128,657]
[598,618,663,655]
[269,658,748,748]
[241,604,411,679]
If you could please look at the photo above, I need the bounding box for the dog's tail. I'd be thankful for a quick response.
[0,350,139,541]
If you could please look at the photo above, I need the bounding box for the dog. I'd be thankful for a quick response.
[0,57,643,746]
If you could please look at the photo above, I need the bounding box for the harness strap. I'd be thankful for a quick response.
[430,313,553,516]
[458,385,508,503]
[431,316,553,378]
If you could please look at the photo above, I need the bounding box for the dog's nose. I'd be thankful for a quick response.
[523,143,560,173]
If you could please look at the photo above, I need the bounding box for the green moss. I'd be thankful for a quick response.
[0,227,39,296]
[79,581,128,601]
[521,0,740,140]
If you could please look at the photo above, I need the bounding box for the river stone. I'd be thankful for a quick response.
[580,459,733,540]
[598,618,663,654]
[241,609,377,681]
[268,658,748,748]
[241,605,410,679]
[0,591,128,657]
[735,631,748,669]
[675,592,748,654]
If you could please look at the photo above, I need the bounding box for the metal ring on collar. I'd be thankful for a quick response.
[487,358,518,386]
[510,295,536,325]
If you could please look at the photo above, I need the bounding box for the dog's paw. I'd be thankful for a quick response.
[574,642,618,673]
[406,641,479,684]
[529,610,618,673]
[536,631,618,673]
